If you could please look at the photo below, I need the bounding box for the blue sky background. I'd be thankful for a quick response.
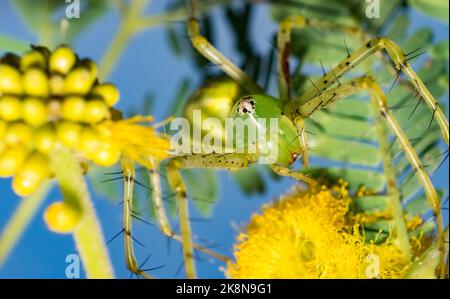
[0,0,448,278]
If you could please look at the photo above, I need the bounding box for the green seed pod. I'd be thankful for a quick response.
[61,96,86,121]
[49,46,76,74]
[0,64,23,94]
[0,96,22,121]
[23,68,49,97]
[63,67,95,95]
[22,97,48,127]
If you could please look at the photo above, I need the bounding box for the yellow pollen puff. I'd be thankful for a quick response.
[91,83,120,106]
[49,75,64,96]
[12,153,50,197]
[22,68,49,97]
[61,96,86,121]
[0,64,23,94]
[56,121,82,148]
[4,122,32,145]
[0,145,28,177]
[20,50,47,71]
[227,183,410,279]
[49,47,76,74]
[44,201,81,234]
[63,67,95,95]
[33,125,56,154]
[22,97,48,127]
[83,100,109,123]
[0,96,22,121]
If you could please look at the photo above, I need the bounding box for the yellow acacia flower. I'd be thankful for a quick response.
[227,182,410,279]
[0,46,170,197]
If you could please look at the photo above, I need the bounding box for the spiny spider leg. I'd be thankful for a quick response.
[121,157,154,279]
[291,75,446,278]
[120,157,231,279]
[164,152,320,277]
[276,15,362,103]
[276,15,362,168]
[186,0,263,94]
[147,162,231,262]
[294,37,449,145]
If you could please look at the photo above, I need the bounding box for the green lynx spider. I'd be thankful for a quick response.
[119,0,449,279]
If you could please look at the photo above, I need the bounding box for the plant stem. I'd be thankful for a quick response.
[374,118,412,258]
[99,0,149,80]
[405,227,449,278]
[50,146,114,278]
[0,181,52,268]
[99,0,225,80]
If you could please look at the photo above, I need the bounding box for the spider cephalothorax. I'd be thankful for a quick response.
[236,96,255,114]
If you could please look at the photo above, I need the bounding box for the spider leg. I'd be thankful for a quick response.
[186,0,263,94]
[294,76,446,278]
[121,157,155,279]
[271,164,317,186]
[164,153,255,278]
[276,15,362,168]
[276,15,362,103]
[293,37,449,145]
[147,163,231,263]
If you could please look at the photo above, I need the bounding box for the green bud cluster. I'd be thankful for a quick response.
[0,45,121,196]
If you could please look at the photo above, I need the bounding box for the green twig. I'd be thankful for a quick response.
[405,227,449,278]
[50,146,114,278]
[99,0,225,80]
[374,117,412,258]
[0,181,52,268]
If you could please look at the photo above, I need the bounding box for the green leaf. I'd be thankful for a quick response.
[308,110,377,141]
[408,0,449,22]
[308,135,381,167]
[13,0,110,46]
[402,27,433,54]
[182,169,219,216]
[166,25,183,57]
[0,35,29,53]
[403,190,444,218]
[270,0,356,25]
[231,165,265,194]
[302,167,385,191]
[64,0,110,43]
[430,40,449,61]
[385,13,410,41]
[351,195,389,214]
